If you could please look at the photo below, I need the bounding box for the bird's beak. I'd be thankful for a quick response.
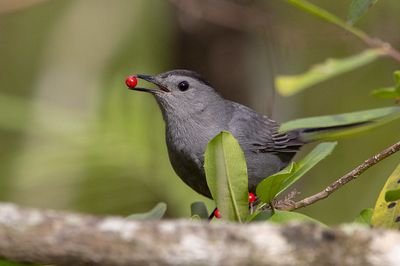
[129,74,170,93]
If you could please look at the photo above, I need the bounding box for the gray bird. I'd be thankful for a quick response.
[128,69,361,198]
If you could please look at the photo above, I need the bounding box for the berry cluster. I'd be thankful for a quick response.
[214,192,257,219]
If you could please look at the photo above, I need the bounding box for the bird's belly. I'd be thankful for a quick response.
[166,142,292,198]
[165,128,295,198]
[166,142,212,198]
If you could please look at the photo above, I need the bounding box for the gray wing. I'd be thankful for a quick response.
[227,103,303,154]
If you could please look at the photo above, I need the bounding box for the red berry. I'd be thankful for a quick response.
[214,208,221,219]
[125,76,138,88]
[248,192,256,203]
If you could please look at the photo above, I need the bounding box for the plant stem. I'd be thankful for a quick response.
[283,140,400,211]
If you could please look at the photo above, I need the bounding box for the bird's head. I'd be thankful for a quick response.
[129,69,223,118]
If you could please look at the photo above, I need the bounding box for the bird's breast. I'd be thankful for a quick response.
[164,118,224,197]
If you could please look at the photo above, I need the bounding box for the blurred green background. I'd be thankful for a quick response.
[0,0,399,224]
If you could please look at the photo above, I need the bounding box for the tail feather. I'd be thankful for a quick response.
[279,106,400,143]
[297,120,388,143]
[298,121,373,142]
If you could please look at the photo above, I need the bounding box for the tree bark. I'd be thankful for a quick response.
[0,202,399,266]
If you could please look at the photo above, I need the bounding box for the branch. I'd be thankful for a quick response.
[283,140,400,211]
[0,202,400,265]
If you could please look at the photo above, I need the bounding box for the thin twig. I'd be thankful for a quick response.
[370,39,400,63]
[282,140,400,211]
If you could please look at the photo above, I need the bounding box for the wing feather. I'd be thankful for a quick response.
[228,103,303,154]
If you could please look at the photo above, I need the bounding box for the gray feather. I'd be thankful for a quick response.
[131,70,366,198]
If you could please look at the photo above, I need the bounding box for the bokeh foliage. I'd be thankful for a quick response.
[0,0,399,224]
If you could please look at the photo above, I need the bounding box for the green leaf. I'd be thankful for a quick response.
[286,0,368,40]
[371,87,400,99]
[126,202,167,220]
[371,164,400,229]
[253,210,326,226]
[394,71,400,90]
[256,162,297,203]
[371,71,400,99]
[279,106,400,141]
[246,210,273,222]
[204,131,249,222]
[385,189,400,202]
[276,49,382,96]
[348,0,379,25]
[190,201,209,219]
[353,208,373,225]
[256,142,337,203]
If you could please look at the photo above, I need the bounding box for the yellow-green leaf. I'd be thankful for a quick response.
[371,164,400,229]
[371,71,400,99]
[276,49,382,96]
[0,259,37,266]
[371,87,400,99]
[394,71,400,89]
[204,131,249,222]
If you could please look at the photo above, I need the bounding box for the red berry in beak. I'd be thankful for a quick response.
[248,192,256,203]
[214,208,221,219]
[125,76,138,88]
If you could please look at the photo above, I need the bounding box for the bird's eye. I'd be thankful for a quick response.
[178,81,189,91]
